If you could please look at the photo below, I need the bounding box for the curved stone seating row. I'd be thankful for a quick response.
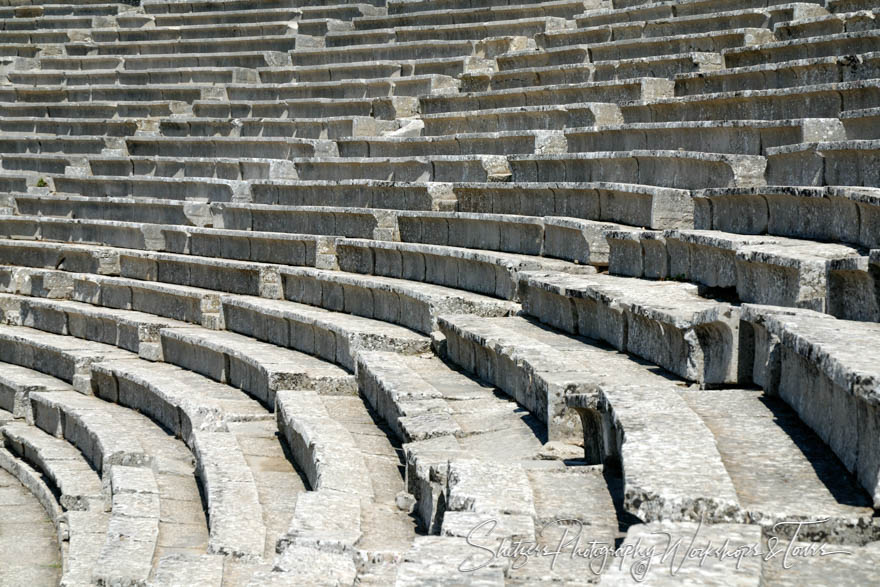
[766,139,880,187]
[607,226,875,321]
[0,445,107,586]
[741,305,880,508]
[694,185,880,249]
[355,0,585,29]
[0,464,61,585]
[1,420,104,512]
[336,237,594,300]
[519,270,745,384]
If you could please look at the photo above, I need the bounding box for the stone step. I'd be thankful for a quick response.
[766,139,880,188]
[608,227,873,321]
[7,194,210,226]
[0,446,107,586]
[1,420,104,511]
[438,313,741,521]
[0,101,188,119]
[0,134,108,155]
[62,34,303,56]
[151,554,225,587]
[682,388,877,543]
[336,237,594,300]
[0,465,61,585]
[387,0,584,14]
[541,27,775,64]
[774,9,878,40]
[419,77,674,114]
[325,16,569,47]
[421,102,625,134]
[126,136,326,159]
[542,5,813,49]
[52,174,243,202]
[220,295,430,371]
[142,0,385,14]
[279,265,519,334]
[519,270,745,384]
[95,465,161,586]
[278,154,510,182]
[290,39,478,67]
[0,117,139,137]
[0,322,131,392]
[214,203,396,240]
[0,85,206,103]
[510,150,767,189]
[145,4,375,27]
[337,130,565,157]
[674,52,880,96]
[0,15,93,30]
[693,185,880,250]
[9,67,263,86]
[724,29,880,68]
[258,57,470,83]
[467,51,722,90]
[359,0,584,29]
[841,106,880,140]
[223,75,458,101]
[621,79,880,123]
[38,51,292,71]
[763,540,880,584]
[0,361,71,423]
[0,214,336,266]
[0,3,121,18]
[191,97,380,119]
[741,305,880,509]
[86,22,299,43]
[156,116,399,140]
[565,119,843,156]
[396,209,619,264]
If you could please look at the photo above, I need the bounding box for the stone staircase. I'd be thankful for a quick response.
[0,0,878,584]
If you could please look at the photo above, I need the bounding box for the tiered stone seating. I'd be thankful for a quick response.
[1,0,880,583]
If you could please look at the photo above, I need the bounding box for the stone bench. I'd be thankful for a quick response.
[387,0,582,14]
[0,447,108,586]
[10,194,210,226]
[283,154,510,182]
[215,202,391,240]
[39,51,292,71]
[724,29,880,68]
[509,150,767,189]
[290,39,477,66]
[774,8,876,39]
[450,181,694,228]
[336,237,594,300]
[520,270,745,384]
[542,28,775,63]
[741,305,880,507]
[766,139,880,187]
[841,106,880,140]
[575,0,824,28]
[0,117,138,137]
[94,465,160,586]
[438,313,740,521]
[275,389,373,498]
[0,134,107,156]
[0,100,186,119]
[148,4,373,27]
[225,74,457,101]
[354,0,585,29]
[191,97,377,119]
[0,323,130,392]
[421,102,624,134]
[143,0,385,13]
[337,130,565,157]
[88,22,296,43]
[158,115,397,140]
[2,420,105,511]
[53,175,243,202]
[259,57,470,83]
[279,265,518,334]
[621,79,880,123]
[467,52,722,90]
[220,295,430,371]
[9,67,262,86]
[63,35,302,56]
[693,185,880,249]
[160,327,356,405]
[126,136,326,159]
[396,209,618,264]
[251,180,455,211]
[85,155,295,181]
[0,84,207,103]
[0,360,70,421]
[674,52,880,96]
[565,119,844,156]
[419,77,674,114]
